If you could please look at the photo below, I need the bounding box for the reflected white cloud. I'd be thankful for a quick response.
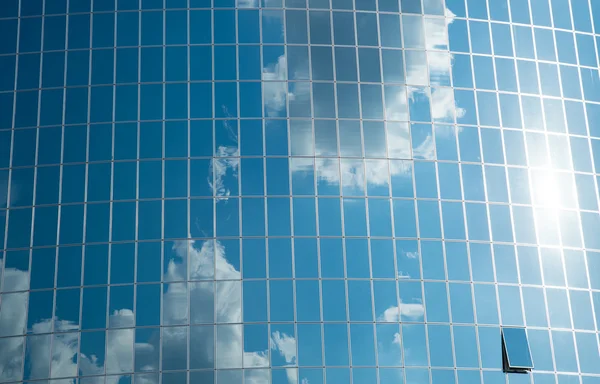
[412,132,435,160]
[424,17,450,51]
[399,300,426,320]
[270,331,297,365]
[262,55,289,117]
[378,306,401,322]
[237,0,281,7]
[210,121,239,200]
[405,251,419,259]
[0,238,299,383]
[287,10,461,189]
[33,237,297,380]
[262,54,311,118]
[0,6,465,383]
[431,87,465,122]
[236,0,258,6]
[377,301,425,323]
[385,87,410,122]
[305,131,413,194]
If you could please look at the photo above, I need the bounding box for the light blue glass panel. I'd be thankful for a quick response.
[528,329,554,371]
[552,330,579,373]
[479,326,502,368]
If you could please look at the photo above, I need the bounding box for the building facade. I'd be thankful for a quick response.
[1,0,600,383]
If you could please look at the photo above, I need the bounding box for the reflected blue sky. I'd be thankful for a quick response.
[2,0,600,382]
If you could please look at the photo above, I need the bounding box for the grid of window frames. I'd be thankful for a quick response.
[1,0,600,383]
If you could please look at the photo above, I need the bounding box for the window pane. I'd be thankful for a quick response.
[502,328,534,369]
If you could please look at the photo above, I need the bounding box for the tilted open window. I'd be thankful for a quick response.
[502,327,534,372]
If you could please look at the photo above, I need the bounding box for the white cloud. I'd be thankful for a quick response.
[377,306,400,322]
[236,0,258,6]
[209,120,239,200]
[412,132,436,160]
[405,251,419,259]
[431,87,465,122]
[399,300,425,320]
[385,86,409,122]
[262,55,289,117]
[270,331,297,365]
[424,17,450,51]
[262,54,311,118]
[236,0,282,7]
[0,7,462,383]
[377,300,425,323]
[400,10,464,126]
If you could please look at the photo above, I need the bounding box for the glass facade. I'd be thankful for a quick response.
[2,0,600,383]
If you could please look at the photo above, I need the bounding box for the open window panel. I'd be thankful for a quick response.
[502,327,534,373]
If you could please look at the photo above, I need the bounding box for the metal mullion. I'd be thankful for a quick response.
[101,0,119,375]
[440,9,475,383]
[17,0,43,379]
[46,0,69,378]
[497,1,543,382]
[234,10,242,246]
[279,2,302,381]
[132,0,143,376]
[465,37,503,335]
[485,0,529,351]
[257,2,274,376]
[74,0,96,378]
[550,0,588,376]
[460,1,499,382]
[483,6,521,282]
[316,3,338,377]
[516,0,560,375]
[303,4,330,382]
[234,2,247,376]
[159,0,166,380]
[211,0,218,375]
[362,4,390,383]
[310,0,347,380]
[186,0,192,376]
[373,0,404,379]
[342,3,364,378]
[421,10,448,383]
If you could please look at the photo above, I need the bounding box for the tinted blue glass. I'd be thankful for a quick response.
[4,0,599,381]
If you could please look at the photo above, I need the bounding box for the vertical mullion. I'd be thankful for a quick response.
[47,0,68,379]
[278,3,303,383]
[76,0,95,379]
[518,0,561,376]
[211,0,218,377]
[159,0,167,380]
[496,1,536,378]
[461,2,499,383]
[18,0,34,380]
[132,0,143,376]
[257,1,274,376]
[343,1,361,380]
[552,0,585,376]
[234,2,246,376]
[186,0,192,377]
